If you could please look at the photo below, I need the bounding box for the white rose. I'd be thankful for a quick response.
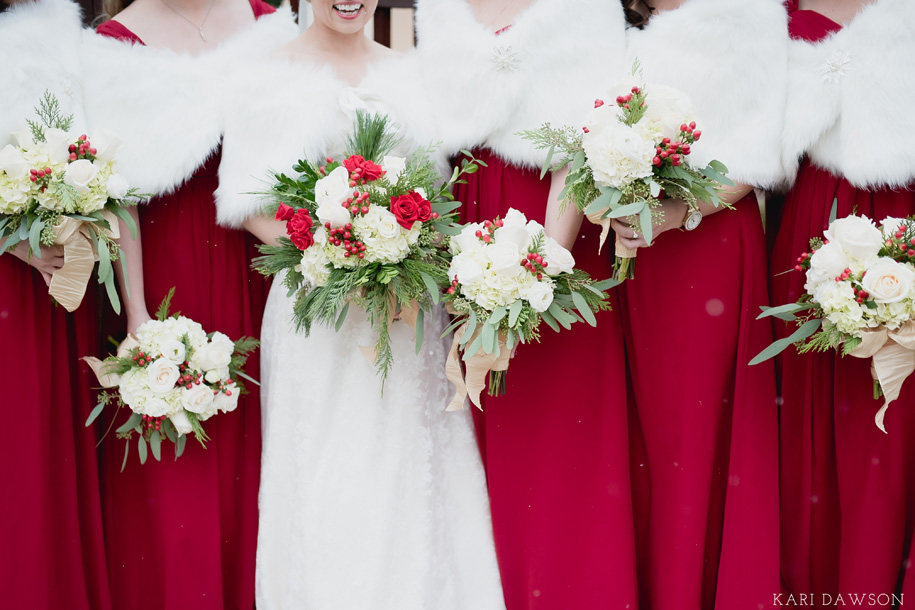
[89,128,123,162]
[641,83,697,143]
[541,237,576,276]
[451,255,484,286]
[805,242,849,288]
[142,397,172,418]
[180,384,215,414]
[191,333,234,380]
[12,129,34,149]
[315,200,352,229]
[315,165,351,207]
[485,241,523,276]
[169,411,194,436]
[861,258,915,304]
[582,121,655,189]
[44,128,73,164]
[146,358,181,395]
[451,224,484,254]
[0,145,30,181]
[501,208,529,230]
[365,206,401,239]
[522,280,554,313]
[213,383,240,413]
[824,216,883,260]
[106,173,129,199]
[381,155,406,182]
[494,224,531,250]
[63,159,100,194]
[161,339,187,365]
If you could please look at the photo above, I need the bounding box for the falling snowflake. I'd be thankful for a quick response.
[821,50,852,84]
[491,45,520,73]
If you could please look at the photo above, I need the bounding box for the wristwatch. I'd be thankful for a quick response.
[681,206,702,231]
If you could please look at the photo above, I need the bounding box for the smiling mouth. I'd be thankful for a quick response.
[333,3,363,18]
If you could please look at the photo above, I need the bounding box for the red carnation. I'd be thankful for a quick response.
[390,191,432,230]
[275,202,295,221]
[343,155,385,182]
[286,209,315,250]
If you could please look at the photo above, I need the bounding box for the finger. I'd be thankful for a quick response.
[41,271,53,287]
[610,219,637,240]
[618,237,648,250]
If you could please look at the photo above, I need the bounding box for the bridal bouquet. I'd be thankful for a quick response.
[255,113,480,382]
[522,70,733,281]
[0,92,141,312]
[84,289,259,466]
[752,214,915,432]
[441,208,613,409]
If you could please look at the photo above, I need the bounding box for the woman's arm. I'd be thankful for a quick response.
[611,183,755,250]
[243,215,287,246]
[115,206,151,334]
[543,166,583,250]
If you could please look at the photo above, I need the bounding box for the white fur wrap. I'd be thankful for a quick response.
[627,0,790,189]
[415,0,628,169]
[782,0,915,189]
[78,8,298,197]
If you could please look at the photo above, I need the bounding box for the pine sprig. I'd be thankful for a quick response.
[346,111,402,161]
[155,287,176,321]
[26,90,74,143]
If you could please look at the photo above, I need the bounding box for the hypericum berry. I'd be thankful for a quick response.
[693,130,702,140]
[482,234,491,243]
[69,153,77,161]
[475,230,483,238]
[582,127,589,133]
[594,99,604,108]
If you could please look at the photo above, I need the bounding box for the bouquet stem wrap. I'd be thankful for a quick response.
[83,333,138,387]
[49,210,119,312]
[586,209,613,255]
[848,321,915,433]
[444,323,511,411]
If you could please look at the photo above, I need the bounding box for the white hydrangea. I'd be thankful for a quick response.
[353,206,419,265]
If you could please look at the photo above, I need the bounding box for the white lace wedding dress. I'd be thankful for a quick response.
[217,57,505,610]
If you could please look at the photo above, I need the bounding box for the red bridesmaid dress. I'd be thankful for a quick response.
[456,150,639,610]
[95,3,272,608]
[773,1,915,603]
[0,264,110,609]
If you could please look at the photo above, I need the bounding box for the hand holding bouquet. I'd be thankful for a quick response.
[522,66,734,281]
[255,112,480,384]
[753,213,915,432]
[84,289,259,466]
[0,92,141,312]
[441,208,613,409]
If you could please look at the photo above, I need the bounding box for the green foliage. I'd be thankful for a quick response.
[26,90,74,143]
[155,287,177,321]
[346,111,402,161]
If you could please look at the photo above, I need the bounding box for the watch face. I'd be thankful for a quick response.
[684,211,702,231]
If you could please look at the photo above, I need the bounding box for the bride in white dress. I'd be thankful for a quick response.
[214,2,505,609]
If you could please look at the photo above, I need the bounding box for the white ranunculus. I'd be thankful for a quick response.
[169,411,194,436]
[63,159,100,194]
[213,383,240,413]
[315,165,351,207]
[180,384,215,414]
[582,121,655,189]
[43,128,73,164]
[806,241,849,288]
[146,358,181,395]
[861,258,915,304]
[90,128,123,162]
[824,215,883,260]
[381,155,406,182]
[522,280,554,313]
[451,224,484,254]
[106,173,129,199]
[541,237,575,276]
[485,241,523,276]
[451,255,484,286]
[0,145,30,181]
[161,339,187,365]
[12,129,35,149]
[493,224,530,250]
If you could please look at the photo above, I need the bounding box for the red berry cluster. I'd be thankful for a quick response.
[884,228,915,262]
[522,251,548,280]
[28,165,54,193]
[141,414,165,432]
[851,282,871,304]
[213,378,234,397]
[474,218,503,244]
[69,134,97,162]
[325,221,366,259]
[447,276,459,295]
[615,86,641,111]
[175,361,203,390]
[340,189,371,216]
[793,251,811,272]
[132,350,157,367]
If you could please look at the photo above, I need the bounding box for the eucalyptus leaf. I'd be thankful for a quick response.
[150,432,162,461]
[460,309,477,347]
[414,308,424,354]
[639,207,653,245]
[571,291,597,327]
[28,219,44,257]
[541,145,555,180]
[85,400,106,427]
[508,299,523,327]
[138,435,148,465]
[335,302,350,332]
[482,320,495,354]
[749,318,822,365]
[463,331,484,360]
[120,440,130,473]
[175,434,187,459]
[606,201,646,219]
[116,412,142,435]
[540,309,560,332]
[757,302,817,321]
[418,272,440,304]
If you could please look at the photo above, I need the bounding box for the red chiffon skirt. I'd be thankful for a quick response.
[455,150,639,610]
[98,155,268,610]
[771,159,915,604]
[0,258,111,609]
[620,195,779,609]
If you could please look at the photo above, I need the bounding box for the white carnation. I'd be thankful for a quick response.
[582,120,655,189]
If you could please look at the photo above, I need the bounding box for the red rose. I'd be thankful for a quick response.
[275,202,295,221]
[343,155,384,182]
[286,209,315,250]
[390,191,432,230]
